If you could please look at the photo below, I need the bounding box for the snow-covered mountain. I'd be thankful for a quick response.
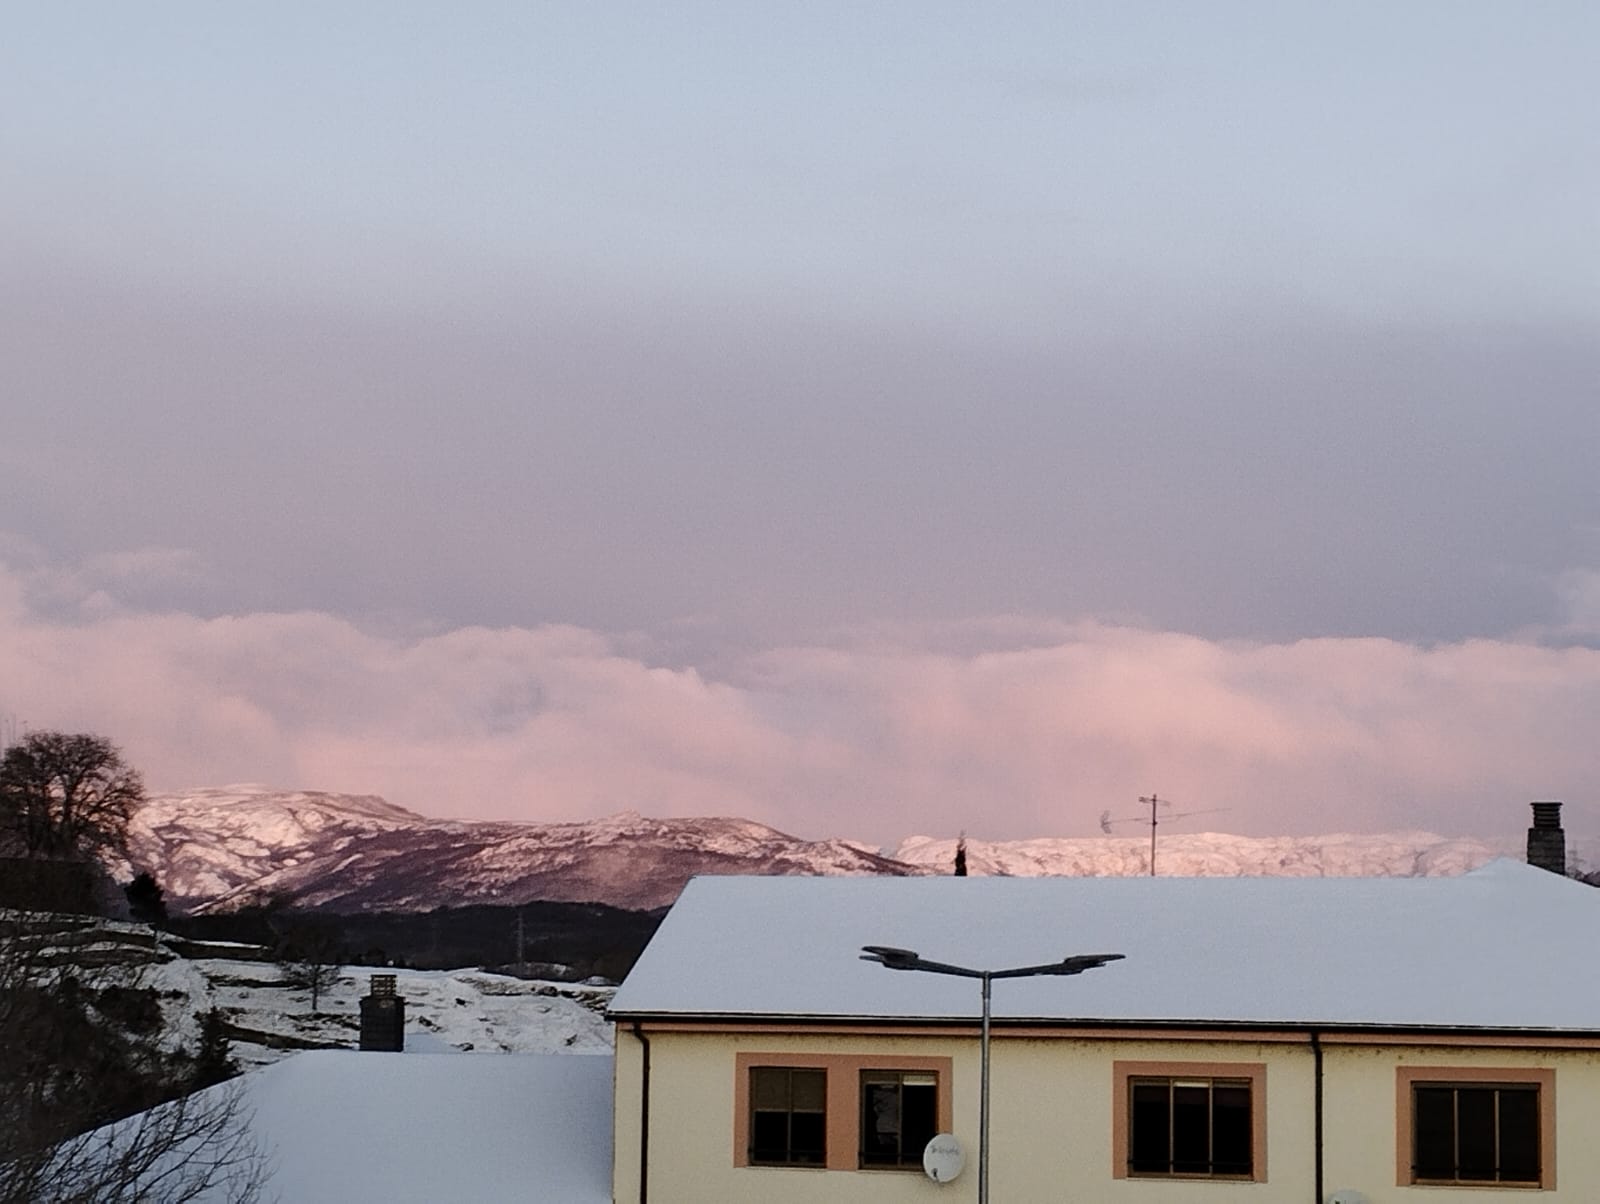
[887,830,1598,879]
[126,787,919,913]
[126,786,1590,916]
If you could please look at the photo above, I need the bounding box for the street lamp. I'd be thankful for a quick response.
[860,945,1123,1203]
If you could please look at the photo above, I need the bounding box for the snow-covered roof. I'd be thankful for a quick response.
[181,1051,613,1202]
[609,861,1600,1032]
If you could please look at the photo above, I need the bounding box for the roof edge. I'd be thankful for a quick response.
[605,1010,1600,1039]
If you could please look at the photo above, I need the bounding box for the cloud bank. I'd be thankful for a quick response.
[1,557,1594,845]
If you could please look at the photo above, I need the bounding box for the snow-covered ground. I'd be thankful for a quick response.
[91,1050,615,1204]
[145,952,614,1067]
[24,919,617,1202]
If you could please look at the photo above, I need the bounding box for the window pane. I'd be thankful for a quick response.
[789,1112,826,1164]
[902,1083,937,1160]
[1171,1084,1210,1173]
[751,1067,789,1111]
[1498,1089,1540,1182]
[750,1067,826,1165]
[1130,1082,1170,1173]
[751,1111,789,1163]
[860,1072,941,1167]
[1212,1084,1253,1175]
[1414,1087,1456,1179]
[790,1069,826,1112]
[1457,1088,1496,1180]
[861,1080,903,1164]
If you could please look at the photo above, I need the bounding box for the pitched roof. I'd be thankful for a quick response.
[609,860,1600,1032]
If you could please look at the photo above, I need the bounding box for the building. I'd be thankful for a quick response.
[608,858,1600,1201]
[88,1049,615,1203]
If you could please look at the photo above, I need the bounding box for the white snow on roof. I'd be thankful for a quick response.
[189,1051,613,1202]
[610,860,1600,1031]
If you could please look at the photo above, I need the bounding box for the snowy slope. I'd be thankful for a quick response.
[13,917,611,1075]
[126,787,917,913]
[94,1050,615,1204]
[887,829,1594,879]
[125,786,1591,916]
[147,952,612,1068]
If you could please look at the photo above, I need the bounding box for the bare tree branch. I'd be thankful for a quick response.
[0,733,144,861]
[0,915,267,1204]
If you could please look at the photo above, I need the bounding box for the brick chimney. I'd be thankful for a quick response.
[359,973,406,1051]
[1526,801,1566,876]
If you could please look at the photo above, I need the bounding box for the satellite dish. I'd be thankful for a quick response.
[923,1133,965,1183]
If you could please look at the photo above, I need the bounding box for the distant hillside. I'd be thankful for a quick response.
[123,787,919,913]
[887,829,1600,879]
[121,786,1590,916]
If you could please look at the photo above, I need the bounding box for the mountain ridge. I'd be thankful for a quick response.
[122,787,1592,915]
[124,787,919,913]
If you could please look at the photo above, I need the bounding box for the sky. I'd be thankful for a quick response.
[1,3,1596,843]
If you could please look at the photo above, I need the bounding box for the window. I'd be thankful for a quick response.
[1113,1061,1266,1182]
[1128,1076,1253,1177]
[859,1070,939,1168]
[1412,1083,1541,1185]
[1396,1067,1553,1190]
[734,1052,950,1173]
[748,1067,826,1166]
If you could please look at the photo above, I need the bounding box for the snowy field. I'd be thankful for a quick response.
[144,951,615,1066]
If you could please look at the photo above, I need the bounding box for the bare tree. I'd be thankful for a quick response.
[0,915,267,1203]
[3,1081,266,1204]
[0,732,144,861]
[277,919,344,1014]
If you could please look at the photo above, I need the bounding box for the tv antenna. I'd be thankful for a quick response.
[1099,793,1231,876]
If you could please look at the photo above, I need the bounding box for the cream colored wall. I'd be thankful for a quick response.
[611,1027,1600,1204]
[612,1032,641,1204]
[1322,1041,1600,1202]
[993,1036,1314,1203]
[619,1030,981,1204]
[614,1030,1309,1204]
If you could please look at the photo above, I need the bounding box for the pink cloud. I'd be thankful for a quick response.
[0,561,1594,844]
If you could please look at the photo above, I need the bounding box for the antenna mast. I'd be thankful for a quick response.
[1138,794,1161,877]
[1100,795,1232,876]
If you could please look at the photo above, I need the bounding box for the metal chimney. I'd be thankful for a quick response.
[359,973,406,1051]
[1526,801,1566,876]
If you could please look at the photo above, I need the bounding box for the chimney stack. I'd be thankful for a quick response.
[1526,801,1566,876]
[359,973,405,1051]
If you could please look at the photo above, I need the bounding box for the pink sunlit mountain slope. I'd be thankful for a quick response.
[124,787,918,913]
[888,830,1600,880]
[123,787,1594,916]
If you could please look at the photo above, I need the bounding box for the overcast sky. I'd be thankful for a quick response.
[2,4,1596,843]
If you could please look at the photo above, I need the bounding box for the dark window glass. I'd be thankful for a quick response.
[1171,1084,1210,1173]
[1457,1089,1496,1179]
[860,1071,938,1168]
[1211,1083,1253,1176]
[1413,1087,1456,1180]
[1129,1083,1170,1174]
[1498,1089,1540,1182]
[1127,1077,1253,1177]
[749,1067,826,1166]
[1412,1083,1541,1184]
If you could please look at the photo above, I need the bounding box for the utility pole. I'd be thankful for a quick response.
[1138,794,1161,877]
[1101,796,1231,877]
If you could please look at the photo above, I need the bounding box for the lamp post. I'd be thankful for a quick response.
[860,946,1123,1203]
